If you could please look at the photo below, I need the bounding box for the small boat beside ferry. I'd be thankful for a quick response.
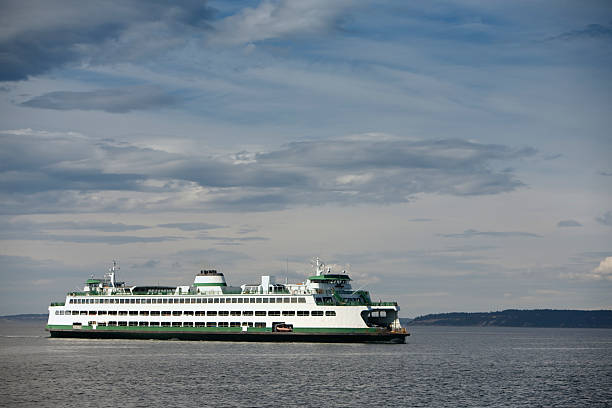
[47,258,408,343]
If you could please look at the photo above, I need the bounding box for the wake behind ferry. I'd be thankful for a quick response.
[47,258,409,343]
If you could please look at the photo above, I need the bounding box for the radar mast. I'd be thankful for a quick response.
[106,260,119,288]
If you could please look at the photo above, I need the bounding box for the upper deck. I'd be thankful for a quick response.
[56,258,399,309]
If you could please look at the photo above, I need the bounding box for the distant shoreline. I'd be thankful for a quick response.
[405,309,612,328]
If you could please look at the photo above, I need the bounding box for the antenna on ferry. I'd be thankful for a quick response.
[315,257,325,276]
[108,260,119,288]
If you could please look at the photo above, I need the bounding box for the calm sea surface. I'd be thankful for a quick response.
[1,320,611,407]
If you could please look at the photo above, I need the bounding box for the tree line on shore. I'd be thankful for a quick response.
[405,309,612,328]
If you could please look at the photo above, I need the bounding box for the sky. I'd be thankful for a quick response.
[0,0,611,316]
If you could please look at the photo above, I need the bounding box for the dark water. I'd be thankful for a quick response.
[1,321,611,407]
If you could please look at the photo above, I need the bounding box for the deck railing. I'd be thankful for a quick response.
[369,301,398,306]
[314,299,398,307]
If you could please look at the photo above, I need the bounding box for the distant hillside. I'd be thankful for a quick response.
[408,309,612,328]
[0,314,47,321]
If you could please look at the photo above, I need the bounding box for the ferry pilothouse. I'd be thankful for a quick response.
[47,258,409,343]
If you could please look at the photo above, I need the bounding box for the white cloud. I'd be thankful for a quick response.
[561,257,612,281]
[335,173,374,185]
[209,0,353,45]
[0,128,87,139]
[592,257,612,280]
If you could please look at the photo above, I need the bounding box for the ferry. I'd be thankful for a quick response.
[46,258,409,343]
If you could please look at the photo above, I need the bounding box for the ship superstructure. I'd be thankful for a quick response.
[47,258,408,343]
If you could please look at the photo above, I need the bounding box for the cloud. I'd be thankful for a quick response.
[557,219,582,228]
[196,234,269,245]
[0,130,537,214]
[0,0,216,81]
[591,257,612,280]
[209,0,353,46]
[7,233,182,245]
[0,220,149,233]
[42,221,149,232]
[0,220,182,244]
[20,86,179,113]
[565,257,612,281]
[440,229,542,239]
[0,0,352,81]
[548,23,612,42]
[0,218,259,245]
[237,225,259,234]
[158,133,536,208]
[158,222,225,231]
[0,129,165,195]
[596,211,612,226]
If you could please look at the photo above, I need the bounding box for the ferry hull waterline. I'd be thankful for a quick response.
[47,258,409,344]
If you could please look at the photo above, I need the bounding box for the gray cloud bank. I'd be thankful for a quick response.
[0,0,353,82]
[0,130,536,214]
[0,0,216,81]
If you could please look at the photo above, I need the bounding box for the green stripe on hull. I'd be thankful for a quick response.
[293,327,378,333]
[46,326,408,343]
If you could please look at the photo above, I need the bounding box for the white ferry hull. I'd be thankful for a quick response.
[46,259,409,344]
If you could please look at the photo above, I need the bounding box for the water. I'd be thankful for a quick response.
[1,320,611,407]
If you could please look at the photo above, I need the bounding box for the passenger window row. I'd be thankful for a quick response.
[60,310,337,316]
[91,321,267,328]
[70,297,307,304]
